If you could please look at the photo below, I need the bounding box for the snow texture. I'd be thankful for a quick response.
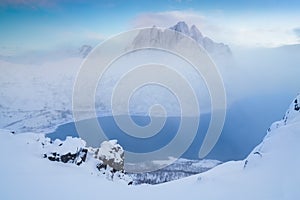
[1,94,300,199]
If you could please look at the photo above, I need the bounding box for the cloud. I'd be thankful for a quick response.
[131,10,206,29]
[294,27,300,38]
[131,10,300,47]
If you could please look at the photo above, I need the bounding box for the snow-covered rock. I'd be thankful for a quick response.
[43,137,88,165]
[43,137,126,173]
[0,132,131,184]
[89,140,125,171]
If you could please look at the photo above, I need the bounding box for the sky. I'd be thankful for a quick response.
[1,0,300,55]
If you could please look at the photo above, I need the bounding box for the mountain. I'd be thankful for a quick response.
[170,21,231,57]
[132,21,232,62]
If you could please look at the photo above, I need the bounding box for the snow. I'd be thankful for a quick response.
[268,93,300,134]
[129,158,221,184]
[0,58,80,133]
[1,95,300,199]
[47,137,86,155]
[92,140,124,164]
[151,157,220,168]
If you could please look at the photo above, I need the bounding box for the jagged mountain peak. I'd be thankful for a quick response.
[170,22,231,56]
[170,21,190,35]
[170,22,203,40]
[190,24,204,43]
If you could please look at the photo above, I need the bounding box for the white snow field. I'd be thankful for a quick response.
[1,95,300,200]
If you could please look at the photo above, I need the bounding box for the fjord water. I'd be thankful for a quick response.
[47,93,293,162]
[47,115,210,157]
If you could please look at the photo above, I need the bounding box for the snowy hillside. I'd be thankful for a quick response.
[1,94,300,199]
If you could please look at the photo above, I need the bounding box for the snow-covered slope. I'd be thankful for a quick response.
[192,94,300,199]
[1,94,299,199]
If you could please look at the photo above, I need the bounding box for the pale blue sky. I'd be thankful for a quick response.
[1,0,300,55]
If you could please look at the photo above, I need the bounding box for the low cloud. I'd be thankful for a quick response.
[131,10,206,29]
[293,27,300,38]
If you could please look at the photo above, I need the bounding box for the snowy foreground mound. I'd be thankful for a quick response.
[1,95,300,199]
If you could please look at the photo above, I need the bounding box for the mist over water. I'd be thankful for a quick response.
[47,45,300,161]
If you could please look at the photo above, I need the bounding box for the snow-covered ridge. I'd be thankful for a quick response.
[267,93,300,133]
[242,94,300,169]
